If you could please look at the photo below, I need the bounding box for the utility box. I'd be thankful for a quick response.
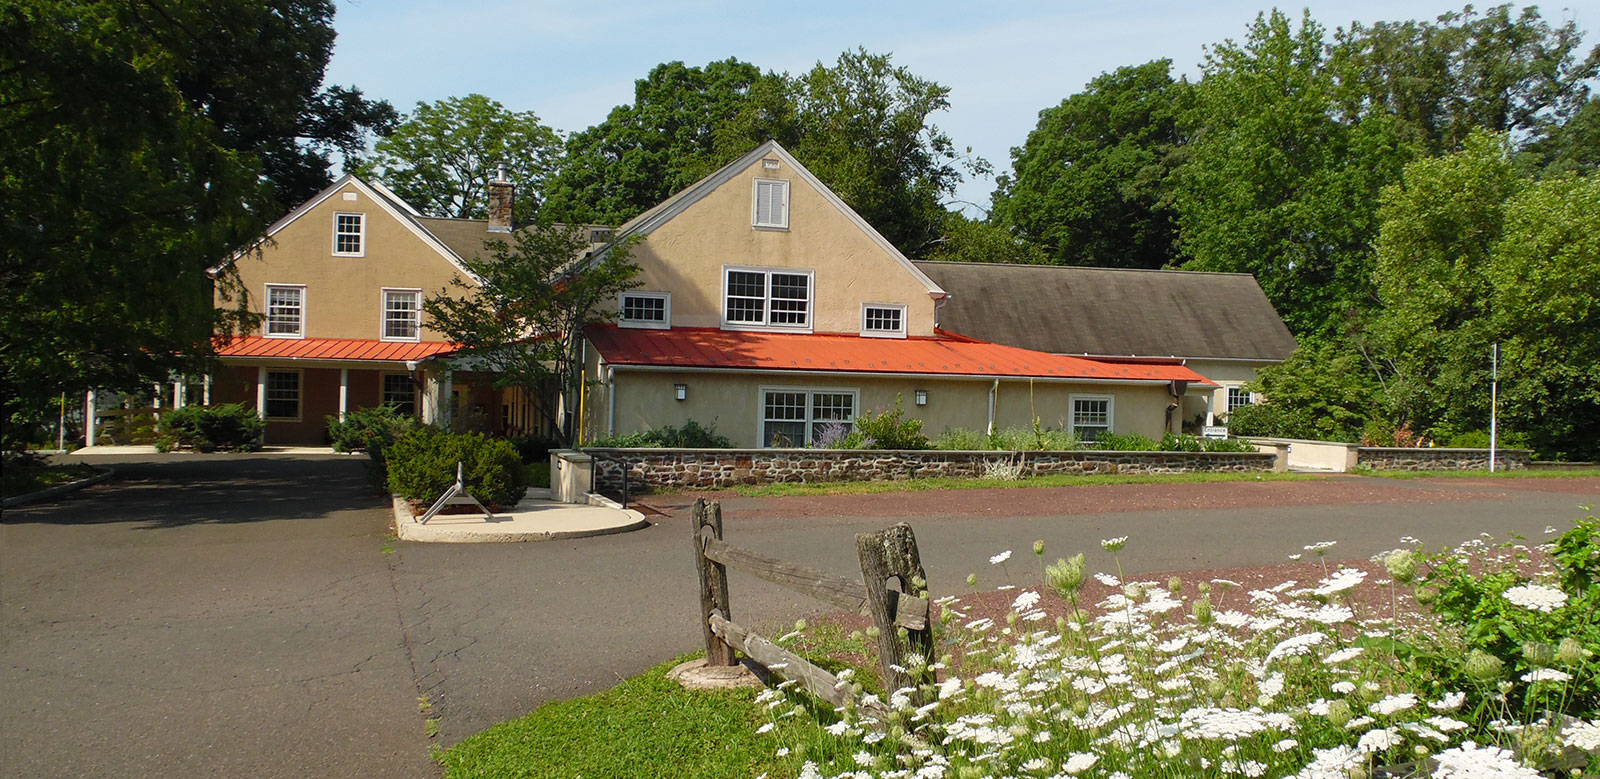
[550,450,593,504]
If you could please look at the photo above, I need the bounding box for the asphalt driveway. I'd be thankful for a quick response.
[4,456,1595,777]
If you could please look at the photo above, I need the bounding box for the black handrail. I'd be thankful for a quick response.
[586,453,629,510]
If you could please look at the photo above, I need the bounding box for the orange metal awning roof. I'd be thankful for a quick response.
[586,326,1215,385]
[216,336,457,363]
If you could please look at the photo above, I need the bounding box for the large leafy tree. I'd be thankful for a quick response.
[1,0,391,441]
[991,60,1190,269]
[355,94,561,224]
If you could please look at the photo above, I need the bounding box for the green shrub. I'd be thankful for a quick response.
[155,404,263,452]
[325,405,419,453]
[385,428,528,508]
[1443,429,1531,450]
[1094,432,1157,451]
[589,419,733,449]
[1158,432,1205,452]
[850,396,929,450]
[1200,437,1259,453]
[509,434,563,463]
[934,427,988,450]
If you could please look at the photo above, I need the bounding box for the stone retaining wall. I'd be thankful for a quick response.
[584,448,1278,491]
[1355,447,1532,471]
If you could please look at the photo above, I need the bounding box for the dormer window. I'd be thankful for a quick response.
[334,212,365,256]
[752,179,789,230]
[723,267,812,331]
[862,303,907,338]
[619,291,671,329]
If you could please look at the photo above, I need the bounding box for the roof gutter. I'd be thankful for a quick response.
[607,363,1210,387]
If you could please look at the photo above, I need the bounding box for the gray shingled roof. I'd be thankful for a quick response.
[912,261,1297,361]
[414,217,611,265]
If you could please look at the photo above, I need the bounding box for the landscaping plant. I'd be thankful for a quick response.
[588,419,733,449]
[154,403,263,452]
[384,428,527,508]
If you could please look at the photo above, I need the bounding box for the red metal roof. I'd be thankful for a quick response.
[587,326,1215,385]
[217,336,457,363]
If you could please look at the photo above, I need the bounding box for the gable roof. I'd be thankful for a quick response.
[587,325,1214,385]
[913,261,1297,362]
[208,174,485,285]
[594,140,946,299]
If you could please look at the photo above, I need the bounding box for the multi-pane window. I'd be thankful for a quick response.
[619,292,670,329]
[264,370,300,419]
[1070,396,1113,443]
[724,267,812,329]
[334,213,364,255]
[862,304,906,337]
[752,178,789,229]
[1227,386,1253,413]
[382,374,416,415]
[382,289,421,341]
[760,388,856,447]
[265,285,304,338]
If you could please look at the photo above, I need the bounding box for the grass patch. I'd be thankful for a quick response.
[525,461,551,489]
[1365,467,1600,480]
[1,456,98,499]
[439,656,782,779]
[732,470,1314,498]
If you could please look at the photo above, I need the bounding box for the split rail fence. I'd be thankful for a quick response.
[689,497,936,721]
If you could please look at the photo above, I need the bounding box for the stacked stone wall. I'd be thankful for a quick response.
[585,448,1278,492]
[1355,447,1532,471]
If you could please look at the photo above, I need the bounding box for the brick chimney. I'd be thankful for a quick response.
[487,167,513,232]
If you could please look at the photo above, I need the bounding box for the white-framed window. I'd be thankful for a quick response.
[264,284,305,338]
[381,288,422,341]
[1069,394,1114,443]
[333,212,365,256]
[1227,386,1253,413]
[264,369,301,420]
[723,266,813,331]
[760,387,858,448]
[861,303,908,338]
[618,291,671,329]
[382,373,416,415]
[752,178,790,229]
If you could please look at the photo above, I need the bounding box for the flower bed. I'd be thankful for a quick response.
[742,515,1599,778]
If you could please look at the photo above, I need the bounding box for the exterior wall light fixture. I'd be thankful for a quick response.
[674,384,687,401]
[914,389,928,406]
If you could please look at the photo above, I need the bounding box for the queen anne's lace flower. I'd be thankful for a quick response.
[1562,719,1600,752]
[1266,632,1328,664]
[1370,693,1418,716]
[989,550,1013,565]
[1520,668,1572,683]
[1291,745,1361,778]
[1063,752,1099,774]
[1313,568,1366,596]
[1357,727,1402,753]
[1502,583,1567,612]
[1011,589,1040,612]
[1431,741,1543,778]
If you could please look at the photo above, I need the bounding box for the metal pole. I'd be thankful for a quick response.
[1489,344,1498,473]
[57,392,66,451]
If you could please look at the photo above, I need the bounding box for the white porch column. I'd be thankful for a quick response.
[338,368,349,421]
[172,379,185,409]
[255,366,267,419]
[84,390,97,448]
[436,371,453,431]
[152,383,163,410]
[1205,390,1216,427]
[202,374,212,405]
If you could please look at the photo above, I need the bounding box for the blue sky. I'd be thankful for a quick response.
[324,1,1597,212]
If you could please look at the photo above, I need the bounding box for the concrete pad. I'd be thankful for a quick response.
[392,492,649,543]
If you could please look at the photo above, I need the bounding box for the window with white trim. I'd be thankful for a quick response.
[334,212,365,256]
[265,284,305,338]
[1069,395,1113,443]
[1227,386,1253,413]
[382,289,421,341]
[861,303,907,338]
[752,178,789,229]
[382,373,416,415]
[619,291,670,329]
[724,267,812,329]
[264,370,300,419]
[761,388,857,447]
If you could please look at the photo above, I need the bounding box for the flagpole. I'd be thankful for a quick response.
[1489,344,1498,473]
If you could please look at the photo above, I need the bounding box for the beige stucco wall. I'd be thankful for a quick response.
[584,363,1178,448]
[222,181,475,341]
[1181,360,1274,428]
[602,153,941,336]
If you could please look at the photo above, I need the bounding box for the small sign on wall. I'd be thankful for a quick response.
[1202,426,1229,439]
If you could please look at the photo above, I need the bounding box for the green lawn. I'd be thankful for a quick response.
[1,458,98,499]
[733,470,1314,498]
[1363,467,1600,480]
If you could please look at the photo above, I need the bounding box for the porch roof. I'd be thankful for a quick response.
[586,326,1215,385]
[217,336,457,364]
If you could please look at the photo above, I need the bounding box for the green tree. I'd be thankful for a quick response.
[1176,10,1414,338]
[423,229,640,444]
[923,212,1048,265]
[992,60,1190,269]
[1489,173,1600,460]
[355,94,561,224]
[1226,338,1387,443]
[541,58,787,226]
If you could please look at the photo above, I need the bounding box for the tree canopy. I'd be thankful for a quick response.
[355,94,561,224]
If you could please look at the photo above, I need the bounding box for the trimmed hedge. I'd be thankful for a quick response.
[326,405,419,454]
[155,404,263,452]
[385,428,527,508]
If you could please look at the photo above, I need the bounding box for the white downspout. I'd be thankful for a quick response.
[605,364,616,437]
[84,390,97,448]
[986,378,999,436]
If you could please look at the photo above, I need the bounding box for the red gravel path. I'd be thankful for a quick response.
[635,476,1515,520]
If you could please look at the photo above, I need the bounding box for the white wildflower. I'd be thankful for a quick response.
[1095,572,1121,587]
[1502,584,1567,612]
[1063,752,1100,774]
[1358,727,1403,754]
[1267,632,1328,664]
[938,677,963,700]
[1292,745,1361,778]
[1431,741,1543,778]
[1426,716,1468,733]
[1428,692,1465,711]
[1521,668,1572,683]
[1021,756,1051,773]
[825,720,850,736]
[1274,737,1299,752]
[1331,681,1356,694]
[1562,719,1600,752]
[755,722,774,734]
[1101,536,1128,552]
[1324,647,1364,664]
[989,550,1013,565]
[1314,568,1367,596]
[1370,693,1418,716]
[854,751,874,768]
[1011,589,1041,612]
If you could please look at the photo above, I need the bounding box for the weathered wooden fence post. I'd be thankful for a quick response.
[691,498,736,666]
[856,522,935,701]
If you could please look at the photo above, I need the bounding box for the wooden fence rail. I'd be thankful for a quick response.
[689,498,934,722]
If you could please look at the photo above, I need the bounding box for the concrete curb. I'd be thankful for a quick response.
[3,466,116,509]
[391,495,649,543]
